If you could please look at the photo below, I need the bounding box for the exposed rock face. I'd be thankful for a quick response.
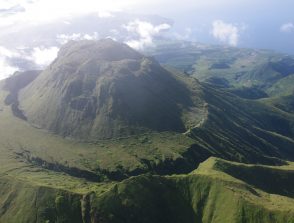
[19,39,193,140]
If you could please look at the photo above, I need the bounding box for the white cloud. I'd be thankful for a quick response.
[173,27,193,40]
[63,21,71,25]
[280,22,294,32]
[0,0,136,28]
[0,60,18,79]
[0,45,60,80]
[56,32,99,44]
[97,11,114,18]
[123,20,171,50]
[211,20,241,46]
[0,46,20,79]
[0,0,27,10]
[0,46,20,57]
[30,46,59,66]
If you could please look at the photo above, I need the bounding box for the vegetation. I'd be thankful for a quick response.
[0,40,293,222]
[0,157,293,223]
[147,40,294,98]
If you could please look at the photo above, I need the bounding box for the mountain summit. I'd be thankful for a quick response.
[19,39,194,140]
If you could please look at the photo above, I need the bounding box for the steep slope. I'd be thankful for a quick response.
[263,93,294,114]
[3,70,41,120]
[187,82,294,164]
[167,67,294,164]
[0,155,293,223]
[19,39,197,140]
[62,158,294,223]
[0,177,84,223]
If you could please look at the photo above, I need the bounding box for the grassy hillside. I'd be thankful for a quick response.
[91,158,294,223]
[0,177,84,223]
[262,93,294,114]
[189,82,294,164]
[0,154,293,223]
[1,72,294,222]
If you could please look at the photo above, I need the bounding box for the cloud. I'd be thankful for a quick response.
[280,22,294,32]
[173,27,193,40]
[0,4,25,16]
[0,60,18,79]
[123,20,171,50]
[0,0,136,28]
[0,46,20,79]
[97,11,114,18]
[30,46,59,66]
[56,32,99,44]
[0,46,20,57]
[0,45,60,80]
[211,20,241,46]
[63,20,71,25]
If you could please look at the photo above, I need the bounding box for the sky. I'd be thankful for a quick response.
[0,0,294,79]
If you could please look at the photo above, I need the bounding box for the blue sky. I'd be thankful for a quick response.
[152,0,294,53]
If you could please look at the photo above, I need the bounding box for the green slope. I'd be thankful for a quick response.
[90,161,294,223]
[0,40,294,222]
[188,82,294,164]
[262,93,294,114]
[1,157,293,223]
[1,72,294,222]
[0,177,83,223]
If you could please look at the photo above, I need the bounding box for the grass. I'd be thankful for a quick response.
[87,158,294,223]
[0,40,293,222]
[266,74,294,96]
[0,113,293,223]
[1,65,294,181]
[0,89,202,179]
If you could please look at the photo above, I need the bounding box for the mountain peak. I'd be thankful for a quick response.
[18,40,194,140]
[57,39,143,62]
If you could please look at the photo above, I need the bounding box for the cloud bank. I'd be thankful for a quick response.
[173,27,193,41]
[0,46,20,79]
[211,20,240,46]
[0,45,59,79]
[56,32,99,44]
[123,20,171,50]
[30,46,59,66]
